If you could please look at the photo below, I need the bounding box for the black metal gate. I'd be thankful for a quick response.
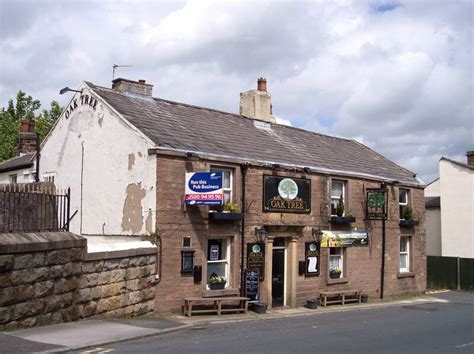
[0,184,71,232]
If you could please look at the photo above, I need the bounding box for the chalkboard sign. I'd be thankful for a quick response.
[305,242,320,276]
[247,243,265,281]
[245,269,260,303]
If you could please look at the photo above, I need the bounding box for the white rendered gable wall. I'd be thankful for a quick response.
[40,84,156,236]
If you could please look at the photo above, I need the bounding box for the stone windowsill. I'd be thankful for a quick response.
[327,277,349,285]
[398,272,415,278]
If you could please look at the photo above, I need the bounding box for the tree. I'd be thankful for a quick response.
[36,100,62,142]
[0,91,62,162]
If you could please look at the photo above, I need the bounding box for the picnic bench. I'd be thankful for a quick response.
[319,290,361,307]
[183,296,249,317]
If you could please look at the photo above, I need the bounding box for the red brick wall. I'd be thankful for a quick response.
[154,155,426,312]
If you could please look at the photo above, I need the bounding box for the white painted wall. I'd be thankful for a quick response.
[439,159,474,258]
[0,165,36,184]
[425,179,440,197]
[40,83,156,236]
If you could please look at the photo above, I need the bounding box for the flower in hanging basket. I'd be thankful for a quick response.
[329,267,342,279]
[209,272,226,284]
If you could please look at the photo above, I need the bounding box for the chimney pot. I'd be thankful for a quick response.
[467,151,474,167]
[20,121,30,133]
[257,77,267,92]
[138,79,146,84]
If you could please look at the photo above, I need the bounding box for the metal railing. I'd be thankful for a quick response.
[0,183,70,232]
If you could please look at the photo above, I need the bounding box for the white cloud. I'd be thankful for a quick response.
[0,0,472,182]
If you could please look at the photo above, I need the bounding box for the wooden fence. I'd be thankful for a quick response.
[427,256,474,291]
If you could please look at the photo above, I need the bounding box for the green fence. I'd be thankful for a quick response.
[427,256,474,291]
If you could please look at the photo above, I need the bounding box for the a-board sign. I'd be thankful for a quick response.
[245,269,259,303]
[247,243,265,281]
[305,242,320,276]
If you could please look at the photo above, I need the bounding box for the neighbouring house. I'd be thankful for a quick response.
[39,77,427,313]
[425,152,474,259]
[0,121,38,184]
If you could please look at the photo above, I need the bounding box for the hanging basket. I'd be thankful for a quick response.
[209,281,226,290]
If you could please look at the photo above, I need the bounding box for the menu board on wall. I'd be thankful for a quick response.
[245,269,260,303]
[247,243,265,281]
[305,242,320,276]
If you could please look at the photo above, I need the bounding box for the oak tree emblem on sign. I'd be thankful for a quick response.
[278,178,299,201]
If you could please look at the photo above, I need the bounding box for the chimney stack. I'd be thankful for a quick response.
[239,77,276,123]
[257,77,267,92]
[112,78,153,97]
[467,151,474,167]
[17,120,38,155]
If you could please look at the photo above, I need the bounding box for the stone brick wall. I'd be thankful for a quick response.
[0,232,156,330]
[155,154,426,313]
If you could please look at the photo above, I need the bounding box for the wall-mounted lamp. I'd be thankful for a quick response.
[186,152,200,161]
[311,228,324,243]
[255,227,268,243]
[59,87,83,95]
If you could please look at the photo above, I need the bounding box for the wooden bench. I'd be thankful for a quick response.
[183,297,249,317]
[319,290,361,307]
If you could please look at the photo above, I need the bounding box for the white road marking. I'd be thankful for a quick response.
[455,342,474,349]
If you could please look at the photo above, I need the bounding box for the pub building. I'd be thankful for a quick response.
[41,77,426,313]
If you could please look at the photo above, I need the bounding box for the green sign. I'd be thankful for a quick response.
[366,188,388,220]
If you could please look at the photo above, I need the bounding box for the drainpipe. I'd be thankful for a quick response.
[380,182,387,300]
[240,162,249,296]
[35,134,40,182]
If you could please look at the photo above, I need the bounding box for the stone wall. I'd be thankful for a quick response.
[0,232,156,330]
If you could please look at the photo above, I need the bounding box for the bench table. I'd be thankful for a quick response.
[319,290,361,307]
[183,297,249,317]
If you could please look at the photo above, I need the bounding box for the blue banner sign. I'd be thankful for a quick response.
[185,172,223,206]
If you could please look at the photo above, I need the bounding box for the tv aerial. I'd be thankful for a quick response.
[112,64,132,80]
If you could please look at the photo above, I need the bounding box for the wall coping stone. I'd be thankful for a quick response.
[84,247,157,261]
[0,232,86,254]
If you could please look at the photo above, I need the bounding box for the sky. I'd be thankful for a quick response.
[1,0,472,183]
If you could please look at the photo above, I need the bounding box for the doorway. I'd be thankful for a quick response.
[272,237,286,307]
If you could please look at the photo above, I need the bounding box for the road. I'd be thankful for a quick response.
[97,292,473,354]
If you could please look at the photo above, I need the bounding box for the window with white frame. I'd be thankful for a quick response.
[207,238,230,288]
[331,180,346,216]
[399,237,411,272]
[399,189,409,219]
[329,247,344,275]
[210,167,233,204]
[9,174,17,184]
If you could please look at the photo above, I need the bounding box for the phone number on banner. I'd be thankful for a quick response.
[185,194,223,200]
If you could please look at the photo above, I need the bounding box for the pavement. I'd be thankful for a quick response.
[0,291,460,353]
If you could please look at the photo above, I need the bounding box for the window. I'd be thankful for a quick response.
[210,168,233,204]
[43,172,56,183]
[9,174,17,184]
[399,189,409,219]
[400,237,411,272]
[207,238,230,288]
[181,251,194,273]
[329,247,344,276]
[331,180,346,216]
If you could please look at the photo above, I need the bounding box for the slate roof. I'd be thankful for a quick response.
[0,153,34,173]
[87,82,421,186]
